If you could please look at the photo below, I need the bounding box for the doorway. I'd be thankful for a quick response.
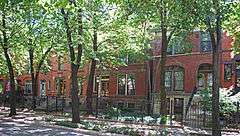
[168,98,184,121]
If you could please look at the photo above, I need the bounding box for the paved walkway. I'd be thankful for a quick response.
[0,118,91,136]
[0,108,97,136]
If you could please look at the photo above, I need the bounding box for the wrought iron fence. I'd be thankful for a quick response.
[184,101,240,129]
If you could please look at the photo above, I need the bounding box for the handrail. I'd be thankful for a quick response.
[185,87,199,118]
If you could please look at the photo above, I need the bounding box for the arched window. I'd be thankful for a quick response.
[197,63,212,90]
[165,66,184,91]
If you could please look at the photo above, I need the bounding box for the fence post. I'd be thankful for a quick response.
[237,102,239,124]
[203,104,206,127]
[46,95,49,114]
[55,95,58,112]
[61,96,64,115]
[170,99,173,126]
[116,105,119,121]
[96,95,99,118]
[141,104,144,123]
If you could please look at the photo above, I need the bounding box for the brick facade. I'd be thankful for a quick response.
[0,31,238,115]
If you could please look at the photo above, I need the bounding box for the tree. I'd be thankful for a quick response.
[20,1,57,110]
[83,0,134,114]
[187,0,238,135]
[0,0,26,116]
[61,1,84,123]
[39,0,83,123]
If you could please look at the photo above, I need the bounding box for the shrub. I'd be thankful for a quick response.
[199,87,239,117]
[160,116,167,124]
[104,106,121,119]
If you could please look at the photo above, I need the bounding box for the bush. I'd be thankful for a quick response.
[160,116,167,124]
[104,106,121,119]
[199,87,239,117]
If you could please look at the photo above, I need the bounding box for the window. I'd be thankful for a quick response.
[207,73,213,87]
[224,64,232,81]
[58,56,64,71]
[118,74,136,95]
[117,75,126,95]
[175,71,184,91]
[167,41,183,55]
[127,75,136,95]
[127,103,135,109]
[200,31,212,52]
[40,80,46,96]
[94,75,110,96]
[118,54,140,65]
[164,66,184,91]
[198,64,213,90]
[55,78,66,96]
[48,80,51,91]
[25,80,32,94]
[118,102,124,108]
[94,76,99,94]
[167,36,192,55]
[165,71,172,91]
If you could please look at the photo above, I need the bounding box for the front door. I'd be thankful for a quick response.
[168,98,184,122]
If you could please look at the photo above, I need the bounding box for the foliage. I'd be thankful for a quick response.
[222,1,240,54]
[103,106,121,119]
[103,106,169,124]
[160,115,167,124]
[106,126,138,135]
[199,88,239,116]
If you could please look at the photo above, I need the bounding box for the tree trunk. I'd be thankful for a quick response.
[4,48,17,116]
[86,24,98,115]
[29,48,37,110]
[159,29,168,116]
[86,59,97,114]
[159,1,168,116]
[71,64,80,123]
[1,11,16,116]
[211,16,221,136]
[61,8,82,123]
[147,60,153,115]
[205,12,221,135]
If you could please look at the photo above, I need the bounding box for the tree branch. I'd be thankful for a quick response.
[35,46,53,78]
[61,8,76,62]
[76,8,83,66]
[167,28,176,44]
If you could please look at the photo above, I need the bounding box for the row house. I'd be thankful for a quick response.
[0,31,239,117]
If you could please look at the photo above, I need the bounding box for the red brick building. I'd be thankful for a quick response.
[0,31,239,116]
